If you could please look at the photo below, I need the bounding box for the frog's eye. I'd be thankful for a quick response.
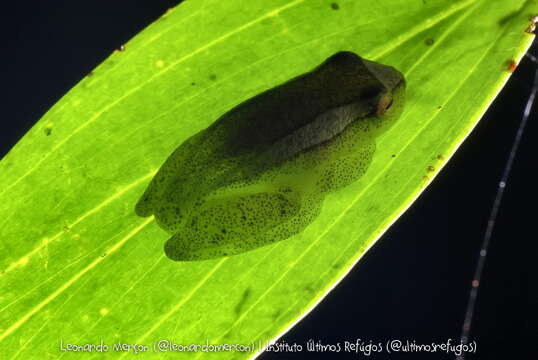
[376,94,393,116]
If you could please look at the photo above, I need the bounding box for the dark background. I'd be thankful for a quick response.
[2,1,536,359]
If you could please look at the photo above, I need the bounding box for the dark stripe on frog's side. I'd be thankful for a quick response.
[264,101,373,164]
[211,52,391,156]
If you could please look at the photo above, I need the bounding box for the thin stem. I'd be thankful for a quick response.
[456,54,538,360]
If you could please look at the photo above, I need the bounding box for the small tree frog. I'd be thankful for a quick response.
[136,51,405,261]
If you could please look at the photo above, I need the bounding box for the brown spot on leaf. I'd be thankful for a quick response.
[505,60,517,73]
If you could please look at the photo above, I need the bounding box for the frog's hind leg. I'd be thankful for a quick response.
[135,167,178,217]
[135,131,209,217]
[163,188,306,261]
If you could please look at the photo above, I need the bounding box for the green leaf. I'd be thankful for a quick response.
[0,0,535,358]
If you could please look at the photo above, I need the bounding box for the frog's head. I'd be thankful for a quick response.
[316,51,406,137]
[361,56,406,135]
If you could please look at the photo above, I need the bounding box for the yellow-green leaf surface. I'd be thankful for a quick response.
[1,0,535,358]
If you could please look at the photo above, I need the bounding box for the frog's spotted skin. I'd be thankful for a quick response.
[136,51,406,261]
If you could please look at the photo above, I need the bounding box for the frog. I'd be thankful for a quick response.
[135,51,406,261]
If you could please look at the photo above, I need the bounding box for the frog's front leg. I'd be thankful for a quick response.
[314,121,378,193]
